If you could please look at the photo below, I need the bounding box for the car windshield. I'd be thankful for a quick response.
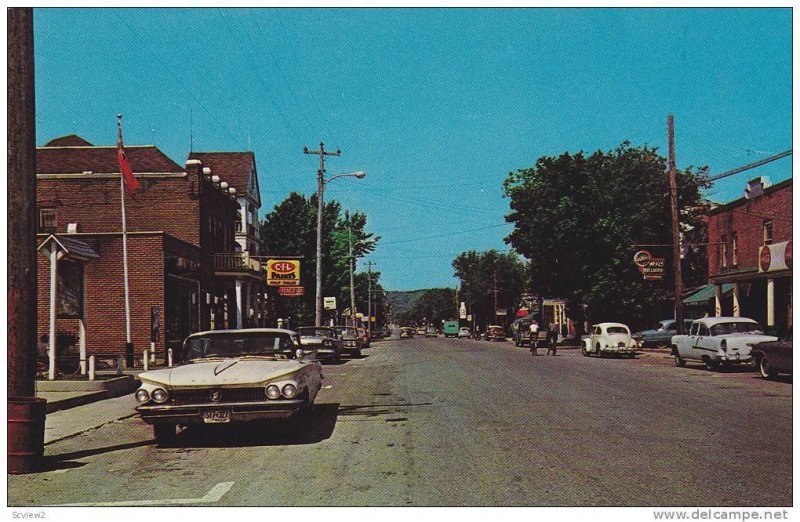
[297,327,336,338]
[709,322,763,336]
[335,327,358,338]
[658,321,676,331]
[606,327,629,335]
[183,332,295,362]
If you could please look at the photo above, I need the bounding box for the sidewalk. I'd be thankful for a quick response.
[42,393,139,445]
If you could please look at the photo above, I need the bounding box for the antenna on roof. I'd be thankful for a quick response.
[189,106,194,153]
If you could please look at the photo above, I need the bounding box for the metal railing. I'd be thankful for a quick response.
[213,252,261,273]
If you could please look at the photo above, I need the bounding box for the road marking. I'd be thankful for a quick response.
[51,481,234,507]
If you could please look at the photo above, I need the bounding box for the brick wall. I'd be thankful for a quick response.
[707,181,792,277]
[37,234,166,357]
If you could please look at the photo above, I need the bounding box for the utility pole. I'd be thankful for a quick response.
[668,115,685,334]
[8,7,47,474]
[348,228,357,327]
[304,142,340,327]
[367,261,374,338]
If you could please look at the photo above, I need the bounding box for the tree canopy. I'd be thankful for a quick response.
[261,192,380,326]
[452,249,528,330]
[503,142,708,331]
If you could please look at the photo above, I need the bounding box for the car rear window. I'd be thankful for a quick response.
[709,322,763,336]
[606,327,629,335]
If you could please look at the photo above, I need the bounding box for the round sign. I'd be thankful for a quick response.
[785,241,792,269]
[759,245,772,272]
[633,250,653,268]
[271,261,296,273]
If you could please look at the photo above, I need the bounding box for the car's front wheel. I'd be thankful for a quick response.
[153,423,177,445]
[759,356,778,379]
[596,343,603,357]
[703,356,722,371]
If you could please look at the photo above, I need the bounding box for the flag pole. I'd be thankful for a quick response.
[118,114,134,366]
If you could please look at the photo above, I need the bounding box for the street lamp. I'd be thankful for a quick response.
[314,167,365,326]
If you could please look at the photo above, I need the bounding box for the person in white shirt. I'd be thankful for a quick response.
[529,320,540,355]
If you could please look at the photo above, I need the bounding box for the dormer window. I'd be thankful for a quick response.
[38,208,57,233]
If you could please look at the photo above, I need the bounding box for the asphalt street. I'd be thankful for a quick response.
[8,335,792,507]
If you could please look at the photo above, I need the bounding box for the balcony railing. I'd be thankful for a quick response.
[234,222,257,238]
[213,252,261,274]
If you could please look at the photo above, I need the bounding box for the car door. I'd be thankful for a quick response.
[692,323,715,360]
[679,322,699,360]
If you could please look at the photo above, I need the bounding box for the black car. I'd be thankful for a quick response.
[296,326,343,363]
[750,331,792,379]
[335,326,363,358]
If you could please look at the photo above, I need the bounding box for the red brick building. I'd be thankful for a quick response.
[705,176,792,334]
[36,135,264,366]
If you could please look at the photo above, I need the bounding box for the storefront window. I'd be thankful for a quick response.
[763,220,773,245]
[731,232,738,267]
[721,235,728,269]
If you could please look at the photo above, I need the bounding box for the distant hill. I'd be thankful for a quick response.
[386,290,427,321]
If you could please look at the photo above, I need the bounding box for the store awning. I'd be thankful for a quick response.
[683,283,734,305]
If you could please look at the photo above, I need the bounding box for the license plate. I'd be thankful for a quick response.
[202,409,231,423]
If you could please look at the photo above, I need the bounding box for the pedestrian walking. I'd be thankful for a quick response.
[547,321,558,356]
[529,320,540,355]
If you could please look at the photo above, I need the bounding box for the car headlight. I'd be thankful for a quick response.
[282,384,298,399]
[265,385,281,400]
[151,388,169,404]
[135,389,150,404]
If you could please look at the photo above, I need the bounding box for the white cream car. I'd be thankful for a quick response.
[583,322,638,358]
[135,329,323,444]
[671,317,777,371]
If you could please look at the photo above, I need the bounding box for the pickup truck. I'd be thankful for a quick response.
[671,317,777,371]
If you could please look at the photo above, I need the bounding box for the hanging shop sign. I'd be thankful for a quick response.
[634,250,665,280]
[759,241,792,273]
[323,296,337,310]
[279,286,305,297]
[266,259,301,286]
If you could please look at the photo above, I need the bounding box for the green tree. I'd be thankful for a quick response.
[394,288,457,326]
[261,192,379,326]
[452,249,528,331]
[503,142,708,331]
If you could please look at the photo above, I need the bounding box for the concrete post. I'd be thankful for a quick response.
[143,351,149,371]
[79,318,87,374]
[168,349,174,368]
[48,247,58,381]
[88,356,95,381]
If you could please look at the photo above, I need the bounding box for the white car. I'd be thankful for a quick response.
[135,329,323,444]
[458,327,470,338]
[671,317,777,371]
[583,322,638,358]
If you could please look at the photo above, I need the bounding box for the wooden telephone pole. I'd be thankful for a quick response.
[668,115,685,334]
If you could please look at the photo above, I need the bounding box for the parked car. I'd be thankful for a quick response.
[416,327,427,336]
[486,325,505,342]
[636,319,694,348]
[335,326,363,358]
[443,320,460,338]
[425,327,438,338]
[671,317,777,371]
[296,326,343,363]
[400,327,415,339]
[134,328,323,444]
[584,323,637,357]
[749,330,792,379]
[458,327,470,338]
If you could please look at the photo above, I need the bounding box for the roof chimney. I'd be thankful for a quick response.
[745,176,771,199]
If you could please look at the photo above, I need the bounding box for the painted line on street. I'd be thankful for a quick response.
[50,481,235,507]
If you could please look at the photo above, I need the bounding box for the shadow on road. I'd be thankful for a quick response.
[166,403,340,448]
[337,401,433,418]
[40,439,154,472]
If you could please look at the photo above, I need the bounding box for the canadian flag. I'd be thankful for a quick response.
[117,118,139,192]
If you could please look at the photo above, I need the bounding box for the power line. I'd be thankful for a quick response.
[379,223,512,246]
[708,150,792,181]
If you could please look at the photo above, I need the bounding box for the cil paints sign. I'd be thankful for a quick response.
[267,259,301,286]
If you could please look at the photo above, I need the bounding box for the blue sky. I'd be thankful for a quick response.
[33,7,793,290]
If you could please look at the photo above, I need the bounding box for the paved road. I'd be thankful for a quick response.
[8,336,792,506]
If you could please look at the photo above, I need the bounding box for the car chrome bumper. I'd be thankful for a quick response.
[136,399,303,424]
